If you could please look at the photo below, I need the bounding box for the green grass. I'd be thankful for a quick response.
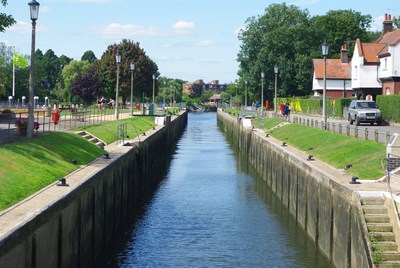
[266,120,386,180]
[74,116,156,144]
[0,132,106,211]
[264,118,284,130]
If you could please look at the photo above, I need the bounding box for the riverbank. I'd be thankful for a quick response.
[217,109,400,267]
[0,112,187,267]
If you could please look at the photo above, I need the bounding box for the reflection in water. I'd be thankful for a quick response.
[97,112,331,267]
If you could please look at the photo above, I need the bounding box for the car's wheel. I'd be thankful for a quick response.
[348,114,353,125]
[355,116,360,126]
[377,121,382,126]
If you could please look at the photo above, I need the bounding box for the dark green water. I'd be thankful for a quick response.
[98,112,331,267]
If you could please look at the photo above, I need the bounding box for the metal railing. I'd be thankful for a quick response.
[116,122,141,145]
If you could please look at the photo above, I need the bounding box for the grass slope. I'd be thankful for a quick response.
[267,121,386,180]
[0,132,105,210]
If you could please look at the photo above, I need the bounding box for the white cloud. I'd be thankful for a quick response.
[196,40,215,46]
[289,0,320,6]
[371,15,384,32]
[90,21,195,39]
[6,20,47,34]
[234,27,245,37]
[172,21,195,35]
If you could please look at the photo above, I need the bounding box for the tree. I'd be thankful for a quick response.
[95,39,158,104]
[70,67,102,103]
[61,60,90,102]
[0,1,16,32]
[237,3,314,100]
[310,10,374,57]
[81,50,97,63]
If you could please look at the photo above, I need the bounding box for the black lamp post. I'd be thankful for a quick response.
[152,74,156,105]
[115,51,121,119]
[130,61,135,115]
[322,40,329,129]
[27,0,40,138]
[274,64,279,114]
[245,80,248,110]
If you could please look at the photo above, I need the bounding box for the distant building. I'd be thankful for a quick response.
[312,13,400,100]
[182,79,228,97]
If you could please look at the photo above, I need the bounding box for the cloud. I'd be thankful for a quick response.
[371,15,384,32]
[172,21,195,35]
[6,20,47,34]
[196,40,215,46]
[234,27,245,37]
[90,21,195,39]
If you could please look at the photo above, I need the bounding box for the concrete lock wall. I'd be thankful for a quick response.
[217,110,370,267]
[0,112,188,268]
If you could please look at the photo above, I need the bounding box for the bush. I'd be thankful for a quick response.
[377,95,400,122]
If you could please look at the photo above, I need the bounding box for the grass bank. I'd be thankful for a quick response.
[265,119,386,180]
[0,116,157,211]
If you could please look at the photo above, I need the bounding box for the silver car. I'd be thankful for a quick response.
[348,100,382,126]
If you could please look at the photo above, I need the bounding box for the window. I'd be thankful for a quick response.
[386,87,391,95]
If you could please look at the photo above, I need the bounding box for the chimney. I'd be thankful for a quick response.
[383,13,393,34]
[341,44,348,64]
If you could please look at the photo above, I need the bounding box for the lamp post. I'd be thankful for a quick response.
[27,0,40,138]
[245,80,248,111]
[235,83,238,108]
[261,71,264,115]
[322,40,329,130]
[274,64,279,114]
[152,74,156,105]
[130,61,135,115]
[114,51,121,119]
[163,80,166,109]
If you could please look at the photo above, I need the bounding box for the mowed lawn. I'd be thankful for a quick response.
[0,116,156,211]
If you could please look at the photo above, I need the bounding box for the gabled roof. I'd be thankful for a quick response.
[357,29,400,60]
[313,58,351,80]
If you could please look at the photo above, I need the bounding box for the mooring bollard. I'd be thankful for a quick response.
[346,125,350,137]
[374,129,378,142]
[364,128,368,140]
[355,127,358,139]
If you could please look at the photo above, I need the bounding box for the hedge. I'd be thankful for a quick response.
[276,97,352,118]
[376,94,400,122]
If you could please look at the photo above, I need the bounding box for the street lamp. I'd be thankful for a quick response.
[261,71,264,114]
[245,80,248,110]
[114,51,121,119]
[235,83,238,108]
[152,74,156,105]
[322,40,329,130]
[130,60,135,115]
[274,64,279,114]
[27,0,40,138]
[163,80,166,109]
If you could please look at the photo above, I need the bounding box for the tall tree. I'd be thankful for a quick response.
[95,39,158,103]
[237,3,314,100]
[81,50,97,63]
[70,67,102,103]
[0,0,15,32]
[61,60,90,102]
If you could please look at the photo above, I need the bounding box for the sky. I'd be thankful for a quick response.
[1,0,399,84]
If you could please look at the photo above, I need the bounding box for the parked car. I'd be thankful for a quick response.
[348,100,382,126]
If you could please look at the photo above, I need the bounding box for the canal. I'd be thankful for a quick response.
[97,112,331,267]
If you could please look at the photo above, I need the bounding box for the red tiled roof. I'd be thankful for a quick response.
[360,43,385,63]
[313,59,351,79]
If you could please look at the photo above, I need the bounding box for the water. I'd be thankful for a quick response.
[98,112,331,267]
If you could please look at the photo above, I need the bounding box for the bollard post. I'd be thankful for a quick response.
[364,128,368,140]
[346,125,350,137]
[355,127,358,139]
[374,130,378,142]
[338,124,342,134]
[386,131,391,144]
